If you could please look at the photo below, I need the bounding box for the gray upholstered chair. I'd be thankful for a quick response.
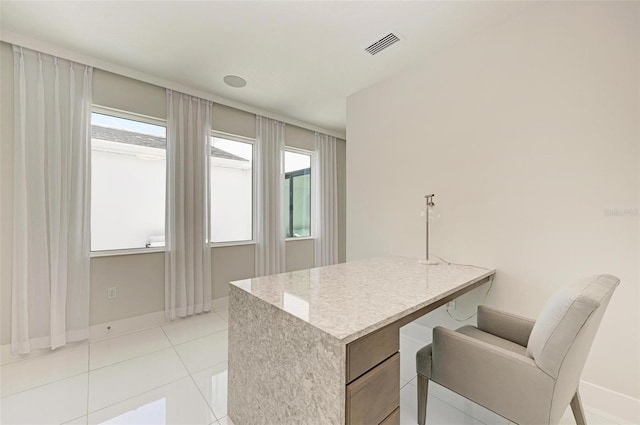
[415,274,620,425]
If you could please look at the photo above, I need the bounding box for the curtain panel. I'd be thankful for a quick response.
[255,116,286,277]
[165,90,213,319]
[12,45,93,354]
[313,133,338,266]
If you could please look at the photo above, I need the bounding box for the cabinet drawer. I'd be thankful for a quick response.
[346,353,400,425]
[380,408,400,425]
[347,324,399,382]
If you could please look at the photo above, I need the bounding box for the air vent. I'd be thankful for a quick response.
[365,33,400,55]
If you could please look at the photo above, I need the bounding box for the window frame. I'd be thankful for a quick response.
[88,108,317,257]
[93,105,166,128]
[209,130,257,247]
[89,105,168,257]
[283,147,315,241]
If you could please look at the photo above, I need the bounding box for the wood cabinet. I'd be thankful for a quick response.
[346,324,399,383]
[346,353,400,425]
[380,408,400,425]
[346,324,400,425]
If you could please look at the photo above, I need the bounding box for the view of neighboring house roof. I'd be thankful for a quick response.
[91,125,249,162]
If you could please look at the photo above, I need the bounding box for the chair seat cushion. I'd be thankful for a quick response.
[416,325,527,378]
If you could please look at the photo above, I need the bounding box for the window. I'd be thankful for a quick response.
[210,135,254,243]
[284,150,312,238]
[91,111,166,251]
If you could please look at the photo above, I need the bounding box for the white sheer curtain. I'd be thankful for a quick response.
[255,116,286,277]
[165,90,212,319]
[12,46,92,354]
[314,132,338,266]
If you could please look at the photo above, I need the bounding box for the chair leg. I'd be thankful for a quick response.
[570,391,587,425]
[417,374,429,425]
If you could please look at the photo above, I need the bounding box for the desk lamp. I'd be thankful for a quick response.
[419,194,440,265]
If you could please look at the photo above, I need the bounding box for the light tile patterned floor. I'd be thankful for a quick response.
[1,309,228,425]
[0,301,625,425]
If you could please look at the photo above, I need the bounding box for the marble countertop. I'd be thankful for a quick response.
[230,256,495,343]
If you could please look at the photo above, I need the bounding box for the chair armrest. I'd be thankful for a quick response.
[431,326,554,425]
[477,305,536,347]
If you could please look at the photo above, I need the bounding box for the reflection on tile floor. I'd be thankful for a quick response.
[87,377,216,425]
[0,300,625,425]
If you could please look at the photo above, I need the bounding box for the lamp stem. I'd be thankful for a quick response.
[426,204,430,261]
[419,194,439,265]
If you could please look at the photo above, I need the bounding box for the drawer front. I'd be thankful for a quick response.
[380,408,400,425]
[347,324,399,382]
[346,352,400,425]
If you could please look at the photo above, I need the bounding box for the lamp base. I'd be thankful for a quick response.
[418,258,440,265]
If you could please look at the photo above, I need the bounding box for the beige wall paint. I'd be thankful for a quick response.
[93,69,165,119]
[347,2,638,400]
[0,40,347,344]
[285,239,315,272]
[285,124,315,152]
[90,252,165,325]
[211,244,256,299]
[213,103,255,139]
[90,240,313,325]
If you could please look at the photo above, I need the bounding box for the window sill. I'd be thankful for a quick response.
[210,240,256,248]
[90,238,314,258]
[90,247,165,258]
[91,240,258,258]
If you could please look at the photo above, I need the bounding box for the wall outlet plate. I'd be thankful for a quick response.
[107,287,117,299]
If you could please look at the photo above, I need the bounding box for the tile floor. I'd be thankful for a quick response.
[0,299,626,425]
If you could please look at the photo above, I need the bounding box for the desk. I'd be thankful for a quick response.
[228,256,495,425]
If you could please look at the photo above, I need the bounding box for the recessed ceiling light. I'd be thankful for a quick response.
[223,75,247,88]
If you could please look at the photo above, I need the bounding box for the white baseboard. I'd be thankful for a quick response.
[1,296,231,365]
[0,339,88,366]
[89,310,169,342]
[89,296,230,342]
[579,380,640,424]
[211,296,229,312]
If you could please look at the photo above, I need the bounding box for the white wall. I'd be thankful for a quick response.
[91,142,166,251]
[347,0,639,409]
[210,157,253,243]
[91,144,253,250]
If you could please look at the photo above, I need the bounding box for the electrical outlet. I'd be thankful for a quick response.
[447,300,456,310]
[107,287,117,299]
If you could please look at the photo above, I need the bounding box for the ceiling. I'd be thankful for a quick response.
[0,1,536,135]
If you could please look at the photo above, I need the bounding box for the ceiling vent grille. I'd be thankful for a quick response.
[365,33,400,55]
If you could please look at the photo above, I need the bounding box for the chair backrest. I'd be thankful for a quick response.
[525,274,620,423]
